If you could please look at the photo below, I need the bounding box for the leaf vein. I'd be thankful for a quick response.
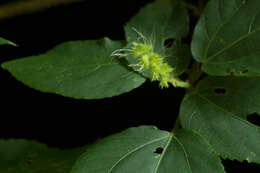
[173,135,193,173]
[195,92,260,129]
[107,136,169,173]
[203,1,243,60]
[206,27,260,62]
[153,134,172,173]
[248,8,260,33]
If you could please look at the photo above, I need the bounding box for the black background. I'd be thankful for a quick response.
[0,0,260,172]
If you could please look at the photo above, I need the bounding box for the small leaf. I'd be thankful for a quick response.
[0,139,84,173]
[180,76,260,163]
[71,126,225,173]
[124,0,189,52]
[1,37,146,99]
[0,37,16,46]
[191,0,260,76]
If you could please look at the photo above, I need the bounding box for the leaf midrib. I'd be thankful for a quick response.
[205,27,260,63]
[173,135,193,173]
[152,135,173,173]
[195,91,260,129]
[153,134,193,173]
[203,1,260,63]
[203,0,243,61]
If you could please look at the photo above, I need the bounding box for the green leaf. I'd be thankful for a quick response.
[165,40,191,76]
[191,0,260,76]
[71,126,224,173]
[0,139,84,173]
[180,76,260,163]
[0,37,16,46]
[124,0,189,52]
[1,37,145,99]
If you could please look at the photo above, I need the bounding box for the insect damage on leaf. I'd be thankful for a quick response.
[246,112,260,126]
[111,28,190,89]
[154,147,164,154]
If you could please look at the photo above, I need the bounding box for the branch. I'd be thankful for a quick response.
[0,0,82,19]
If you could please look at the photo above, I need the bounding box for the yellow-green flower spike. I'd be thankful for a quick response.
[131,42,153,58]
[111,29,190,89]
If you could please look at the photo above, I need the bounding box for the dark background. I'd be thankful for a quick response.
[0,0,260,172]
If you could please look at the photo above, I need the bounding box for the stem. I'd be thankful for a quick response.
[197,0,206,16]
[180,1,197,11]
[180,1,200,17]
[172,117,181,133]
[170,77,190,88]
[180,0,206,17]
[170,61,203,133]
[187,61,203,86]
[0,0,82,19]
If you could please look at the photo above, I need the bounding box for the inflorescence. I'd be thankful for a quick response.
[111,28,189,89]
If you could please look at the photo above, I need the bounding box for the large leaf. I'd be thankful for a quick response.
[0,139,84,173]
[123,0,190,77]
[191,0,260,76]
[179,76,260,163]
[0,37,16,46]
[1,37,145,99]
[71,126,224,173]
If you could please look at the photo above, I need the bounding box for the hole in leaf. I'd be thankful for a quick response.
[214,88,227,94]
[247,112,260,126]
[154,147,164,154]
[214,88,226,94]
[179,72,189,81]
[242,69,249,73]
[27,159,32,165]
[163,38,175,48]
[26,154,38,165]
